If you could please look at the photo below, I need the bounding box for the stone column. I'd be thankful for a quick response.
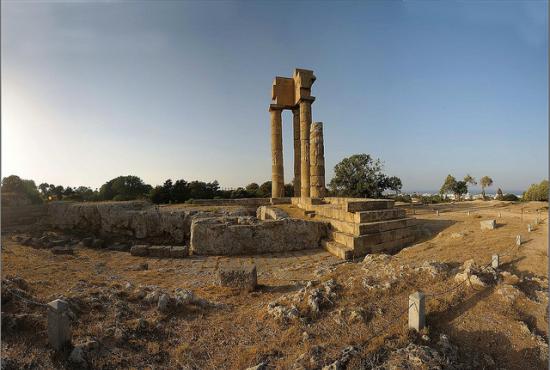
[270,107,284,198]
[299,99,313,198]
[292,109,301,197]
[310,122,325,198]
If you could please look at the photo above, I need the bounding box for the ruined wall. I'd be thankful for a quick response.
[44,201,255,244]
[190,217,327,255]
[186,198,271,207]
[1,204,48,229]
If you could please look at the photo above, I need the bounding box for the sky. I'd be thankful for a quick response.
[1,1,548,193]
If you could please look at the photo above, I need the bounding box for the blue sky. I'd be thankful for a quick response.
[1,1,547,192]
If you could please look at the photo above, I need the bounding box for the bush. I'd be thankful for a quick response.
[523,180,549,201]
[1,175,42,204]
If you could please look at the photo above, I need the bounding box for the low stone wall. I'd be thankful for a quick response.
[1,204,48,229]
[190,217,327,255]
[256,206,289,220]
[44,201,255,244]
[186,198,271,207]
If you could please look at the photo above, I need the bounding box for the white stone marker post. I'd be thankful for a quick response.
[516,235,522,246]
[528,224,532,232]
[408,291,425,331]
[498,212,502,218]
[436,210,439,216]
[491,255,499,269]
[467,211,470,216]
[47,299,71,350]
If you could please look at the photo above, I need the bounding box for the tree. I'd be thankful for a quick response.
[329,154,392,198]
[52,186,64,200]
[38,183,50,196]
[99,175,151,201]
[523,180,549,201]
[495,188,504,200]
[439,175,457,197]
[463,174,477,186]
[171,179,189,203]
[386,176,403,195]
[259,181,272,198]
[1,175,43,204]
[479,176,493,200]
[452,181,468,201]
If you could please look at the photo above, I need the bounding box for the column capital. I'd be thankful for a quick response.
[298,96,316,104]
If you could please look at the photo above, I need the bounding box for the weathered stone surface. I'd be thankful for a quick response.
[170,246,189,258]
[190,217,326,255]
[217,265,257,291]
[480,220,496,230]
[130,245,149,257]
[256,206,288,220]
[148,246,171,258]
[47,299,71,351]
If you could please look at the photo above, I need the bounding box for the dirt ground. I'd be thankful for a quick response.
[1,200,548,369]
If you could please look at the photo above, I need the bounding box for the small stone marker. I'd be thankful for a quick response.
[47,299,71,351]
[498,212,502,218]
[528,224,532,233]
[436,210,439,216]
[467,211,470,216]
[516,235,522,246]
[217,264,257,292]
[491,255,499,269]
[408,291,425,331]
[480,220,496,230]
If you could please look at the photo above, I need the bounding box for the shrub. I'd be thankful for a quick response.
[501,194,519,201]
[523,180,549,201]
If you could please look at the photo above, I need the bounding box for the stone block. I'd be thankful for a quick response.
[217,265,257,291]
[130,245,149,257]
[480,220,496,230]
[47,299,72,351]
[148,246,171,258]
[408,292,425,331]
[170,246,189,258]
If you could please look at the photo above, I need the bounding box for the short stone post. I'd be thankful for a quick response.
[498,212,502,218]
[528,224,532,233]
[516,235,522,246]
[467,211,470,216]
[436,210,439,216]
[408,291,425,331]
[47,299,71,350]
[491,255,499,269]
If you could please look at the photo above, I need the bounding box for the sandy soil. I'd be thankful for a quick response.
[1,200,547,369]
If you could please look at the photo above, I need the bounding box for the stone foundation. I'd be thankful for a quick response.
[190,217,327,255]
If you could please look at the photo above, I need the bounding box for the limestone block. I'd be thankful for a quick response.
[130,245,149,257]
[170,246,189,258]
[48,299,72,351]
[408,292,425,331]
[148,246,171,258]
[256,206,289,220]
[480,220,496,230]
[217,264,257,291]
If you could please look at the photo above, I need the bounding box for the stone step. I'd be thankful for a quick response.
[357,218,417,235]
[316,215,415,236]
[324,197,394,212]
[356,235,416,256]
[329,226,416,250]
[314,205,407,224]
[321,240,353,260]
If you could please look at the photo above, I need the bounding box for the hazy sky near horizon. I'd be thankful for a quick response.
[2,1,548,192]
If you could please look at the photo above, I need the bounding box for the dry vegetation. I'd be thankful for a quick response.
[1,200,548,369]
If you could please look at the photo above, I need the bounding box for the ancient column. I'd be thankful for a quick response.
[292,109,301,197]
[299,98,313,198]
[270,107,284,198]
[310,122,325,198]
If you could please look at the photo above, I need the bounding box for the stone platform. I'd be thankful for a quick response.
[292,197,417,259]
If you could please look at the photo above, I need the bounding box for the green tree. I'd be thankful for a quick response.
[523,180,549,201]
[1,175,43,204]
[99,175,151,201]
[329,154,391,198]
[386,176,403,195]
[479,176,493,200]
[452,181,468,201]
[463,174,477,186]
[38,183,50,197]
[439,175,457,196]
[259,181,272,198]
